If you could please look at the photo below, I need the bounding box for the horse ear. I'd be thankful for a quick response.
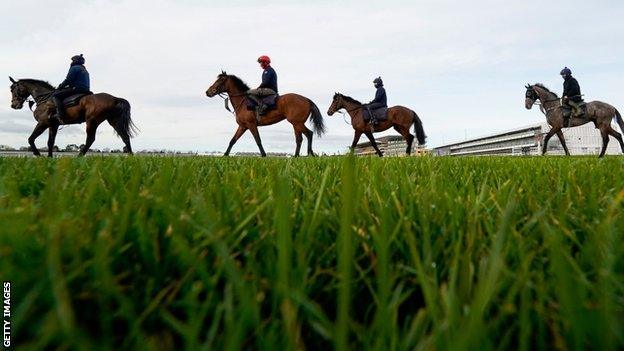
[9,76,16,83]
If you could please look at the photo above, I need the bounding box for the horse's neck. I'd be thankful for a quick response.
[226,89,246,114]
[25,83,53,102]
[538,90,560,110]
[344,101,362,119]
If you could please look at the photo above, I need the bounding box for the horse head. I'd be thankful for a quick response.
[525,84,539,110]
[206,72,228,97]
[327,92,343,116]
[9,77,29,110]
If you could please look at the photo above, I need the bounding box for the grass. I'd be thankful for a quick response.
[0,155,623,350]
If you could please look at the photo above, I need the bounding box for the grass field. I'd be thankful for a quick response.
[1,156,623,350]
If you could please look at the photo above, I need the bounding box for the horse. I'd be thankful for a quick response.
[326,93,426,156]
[8,77,137,157]
[525,83,624,157]
[205,71,326,157]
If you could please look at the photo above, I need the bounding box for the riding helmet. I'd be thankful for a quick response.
[257,55,271,64]
[373,77,383,87]
[560,67,572,76]
[71,54,85,65]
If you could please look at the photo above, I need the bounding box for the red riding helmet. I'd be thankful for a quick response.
[257,55,271,64]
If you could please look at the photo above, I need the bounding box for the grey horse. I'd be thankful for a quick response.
[525,83,624,157]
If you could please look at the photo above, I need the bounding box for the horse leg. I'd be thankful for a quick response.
[607,126,624,153]
[107,117,133,154]
[599,128,609,158]
[47,124,59,158]
[541,128,557,155]
[294,130,303,158]
[350,131,362,152]
[28,122,48,157]
[364,132,383,157]
[394,126,414,155]
[248,125,267,157]
[79,120,102,157]
[224,125,247,156]
[555,130,570,156]
[304,126,315,156]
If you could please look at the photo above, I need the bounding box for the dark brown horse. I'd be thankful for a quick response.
[205,72,326,157]
[327,93,426,156]
[9,77,137,157]
[525,83,624,157]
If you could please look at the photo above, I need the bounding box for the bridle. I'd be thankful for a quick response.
[527,87,560,115]
[331,95,363,125]
[12,82,53,111]
[212,77,246,115]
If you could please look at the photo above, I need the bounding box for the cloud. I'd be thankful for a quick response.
[0,120,33,134]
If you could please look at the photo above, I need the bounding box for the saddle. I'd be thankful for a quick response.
[61,91,93,108]
[246,94,279,113]
[561,102,589,127]
[362,106,388,122]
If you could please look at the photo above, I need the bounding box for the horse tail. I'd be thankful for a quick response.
[113,98,138,139]
[615,109,624,134]
[412,111,427,145]
[307,99,326,137]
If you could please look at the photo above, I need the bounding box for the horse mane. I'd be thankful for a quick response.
[220,73,250,92]
[20,79,55,90]
[337,93,362,105]
[534,83,559,98]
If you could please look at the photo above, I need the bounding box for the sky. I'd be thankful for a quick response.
[1,0,623,154]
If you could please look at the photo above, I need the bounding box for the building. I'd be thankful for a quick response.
[353,135,428,156]
[432,122,622,156]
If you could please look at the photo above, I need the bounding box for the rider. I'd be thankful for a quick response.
[365,77,387,125]
[560,67,584,119]
[50,54,90,123]
[247,55,278,117]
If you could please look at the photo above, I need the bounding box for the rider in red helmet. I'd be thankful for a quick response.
[247,55,278,117]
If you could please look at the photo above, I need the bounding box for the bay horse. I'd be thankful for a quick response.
[327,93,426,156]
[8,77,137,157]
[525,83,624,157]
[205,71,326,157]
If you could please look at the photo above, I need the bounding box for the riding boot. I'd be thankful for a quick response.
[50,96,64,124]
[258,104,268,116]
[366,106,374,125]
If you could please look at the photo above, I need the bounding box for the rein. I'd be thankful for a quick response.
[535,97,561,115]
[218,92,246,116]
[337,110,352,125]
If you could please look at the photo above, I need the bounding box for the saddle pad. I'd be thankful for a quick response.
[62,92,93,107]
[363,107,388,122]
[246,94,279,110]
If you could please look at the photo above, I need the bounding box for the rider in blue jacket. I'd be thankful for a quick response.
[365,77,387,125]
[247,55,278,116]
[50,54,90,123]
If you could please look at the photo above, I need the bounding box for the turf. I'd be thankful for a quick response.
[1,156,623,350]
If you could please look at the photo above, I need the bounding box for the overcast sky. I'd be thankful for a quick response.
[1,0,623,153]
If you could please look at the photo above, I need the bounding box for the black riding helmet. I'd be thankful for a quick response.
[373,77,383,88]
[560,67,571,77]
[71,54,85,65]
